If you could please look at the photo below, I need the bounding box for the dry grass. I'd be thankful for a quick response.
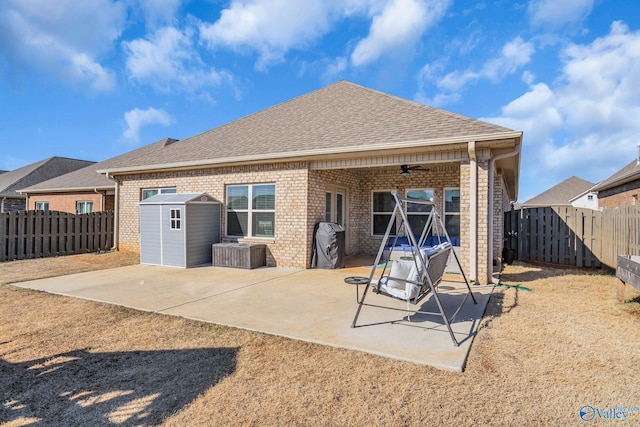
[1,255,640,426]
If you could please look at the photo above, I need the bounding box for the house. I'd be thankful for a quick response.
[0,157,94,213]
[520,176,596,209]
[18,138,182,214]
[19,163,115,214]
[591,157,640,209]
[97,81,523,285]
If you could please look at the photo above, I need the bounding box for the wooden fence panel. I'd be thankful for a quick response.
[0,210,114,262]
[506,206,640,269]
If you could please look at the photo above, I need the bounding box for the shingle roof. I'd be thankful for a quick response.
[0,157,94,197]
[521,176,595,207]
[20,139,179,193]
[99,81,519,174]
[591,159,640,192]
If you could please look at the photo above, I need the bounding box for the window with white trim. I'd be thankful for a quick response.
[35,201,49,211]
[372,191,396,236]
[406,189,434,235]
[76,201,94,214]
[227,184,275,238]
[170,208,181,230]
[141,187,176,200]
[444,188,460,241]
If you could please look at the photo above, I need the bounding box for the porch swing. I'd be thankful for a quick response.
[350,191,477,346]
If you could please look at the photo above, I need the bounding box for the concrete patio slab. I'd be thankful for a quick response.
[10,260,493,372]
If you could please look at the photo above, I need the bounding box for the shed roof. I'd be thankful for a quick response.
[139,193,217,205]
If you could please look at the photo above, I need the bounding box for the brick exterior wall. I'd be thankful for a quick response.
[114,158,501,280]
[117,162,311,268]
[598,178,640,209]
[28,192,113,214]
[459,159,491,285]
[311,169,362,257]
[477,160,490,285]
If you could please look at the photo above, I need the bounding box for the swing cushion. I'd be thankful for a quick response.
[372,243,451,300]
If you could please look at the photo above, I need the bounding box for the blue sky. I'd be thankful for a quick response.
[1,0,639,202]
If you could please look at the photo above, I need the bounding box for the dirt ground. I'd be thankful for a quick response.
[1,253,639,426]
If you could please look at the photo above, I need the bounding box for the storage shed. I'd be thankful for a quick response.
[139,193,221,267]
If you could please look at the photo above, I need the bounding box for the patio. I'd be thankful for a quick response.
[11,258,493,372]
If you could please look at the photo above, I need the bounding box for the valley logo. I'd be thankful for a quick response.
[579,405,640,422]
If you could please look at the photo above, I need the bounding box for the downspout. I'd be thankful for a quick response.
[93,188,103,211]
[24,193,29,211]
[468,141,477,283]
[488,143,521,284]
[105,173,120,251]
[1,197,5,213]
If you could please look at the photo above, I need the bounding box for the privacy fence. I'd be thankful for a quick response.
[0,210,114,262]
[504,206,640,269]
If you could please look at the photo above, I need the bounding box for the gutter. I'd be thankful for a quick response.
[96,131,523,175]
[105,173,120,251]
[488,142,521,284]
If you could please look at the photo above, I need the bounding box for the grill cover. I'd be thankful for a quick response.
[311,222,345,269]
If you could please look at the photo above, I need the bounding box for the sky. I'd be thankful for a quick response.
[1,0,639,202]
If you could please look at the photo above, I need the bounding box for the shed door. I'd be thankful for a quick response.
[161,205,185,267]
[140,206,162,265]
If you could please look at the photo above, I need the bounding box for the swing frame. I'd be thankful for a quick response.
[350,191,477,346]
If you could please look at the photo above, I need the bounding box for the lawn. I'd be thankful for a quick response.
[1,252,639,426]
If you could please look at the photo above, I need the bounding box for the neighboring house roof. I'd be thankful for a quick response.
[590,159,640,193]
[0,157,94,198]
[19,138,180,194]
[521,176,595,207]
[139,193,216,205]
[97,81,520,175]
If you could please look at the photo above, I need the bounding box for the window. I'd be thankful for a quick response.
[35,201,49,211]
[372,191,396,236]
[587,194,594,201]
[76,201,94,214]
[406,189,434,235]
[444,188,460,242]
[141,187,176,200]
[227,184,275,238]
[170,208,181,230]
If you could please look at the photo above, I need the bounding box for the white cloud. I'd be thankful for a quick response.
[351,0,450,67]
[0,0,125,91]
[199,0,336,70]
[199,0,449,71]
[123,26,232,93]
[135,0,182,27]
[321,57,348,82]
[482,21,640,199]
[528,0,594,29]
[437,37,535,92]
[123,107,174,143]
[416,36,535,105]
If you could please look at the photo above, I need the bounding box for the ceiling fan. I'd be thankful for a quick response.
[400,164,429,175]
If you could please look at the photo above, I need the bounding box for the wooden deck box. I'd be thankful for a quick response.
[212,243,266,269]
